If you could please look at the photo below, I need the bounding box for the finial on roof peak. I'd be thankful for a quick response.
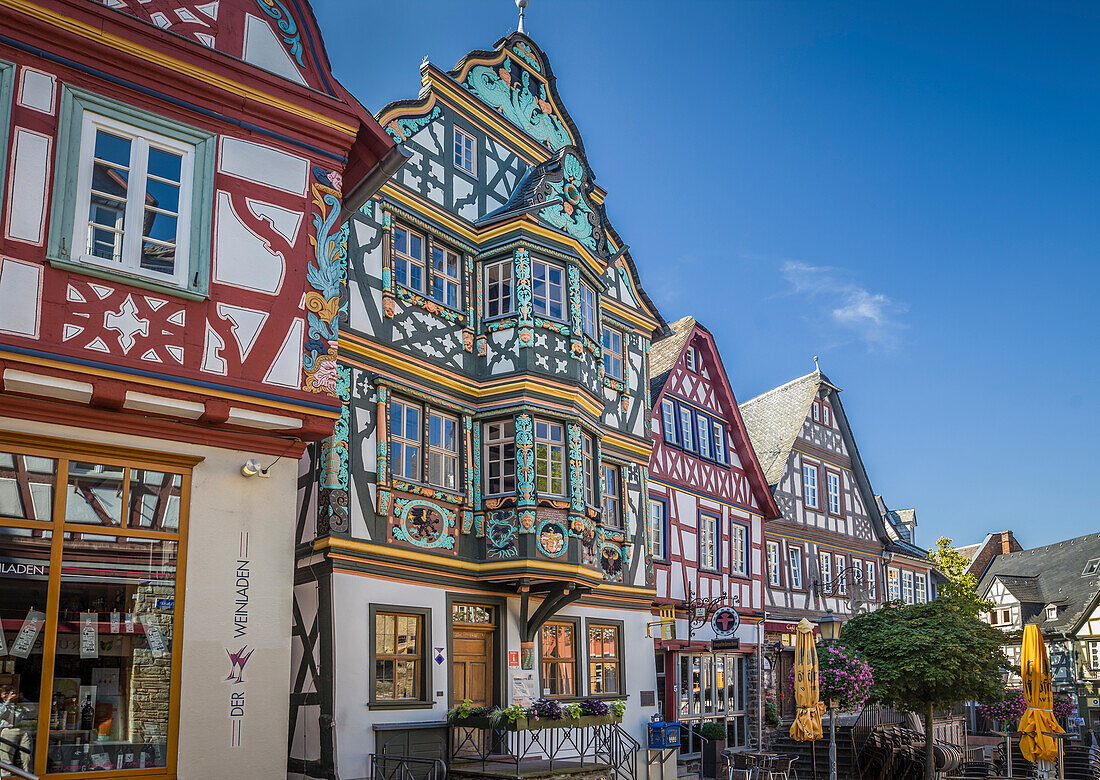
[813,355,820,372]
[516,0,529,33]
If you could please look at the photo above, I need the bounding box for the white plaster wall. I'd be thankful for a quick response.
[331,574,657,777]
[0,415,297,780]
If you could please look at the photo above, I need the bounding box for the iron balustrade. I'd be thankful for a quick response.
[368,753,447,780]
[450,720,638,780]
[0,759,38,780]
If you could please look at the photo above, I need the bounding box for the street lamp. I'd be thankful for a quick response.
[818,609,841,780]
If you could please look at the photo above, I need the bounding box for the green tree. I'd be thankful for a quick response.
[929,536,994,616]
[842,596,1008,780]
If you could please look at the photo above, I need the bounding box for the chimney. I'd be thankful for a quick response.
[1000,531,1014,554]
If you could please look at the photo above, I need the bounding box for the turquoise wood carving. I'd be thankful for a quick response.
[463,62,570,151]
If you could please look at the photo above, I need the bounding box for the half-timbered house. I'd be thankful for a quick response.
[976,532,1100,720]
[0,1,399,778]
[290,31,667,778]
[737,367,933,718]
[646,317,780,754]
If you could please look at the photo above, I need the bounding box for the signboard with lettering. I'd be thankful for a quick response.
[511,672,536,708]
[10,609,45,659]
[508,650,520,668]
[712,638,741,652]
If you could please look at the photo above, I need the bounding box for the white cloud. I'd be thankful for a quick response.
[780,261,908,351]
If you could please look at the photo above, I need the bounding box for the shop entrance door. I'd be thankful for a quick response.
[452,628,493,706]
[779,651,796,720]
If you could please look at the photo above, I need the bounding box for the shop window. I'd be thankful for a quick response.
[430,243,461,310]
[482,420,515,496]
[586,623,621,696]
[484,260,514,319]
[534,419,565,497]
[540,622,577,698]
[0,441,190,777]
[370,608,429,704]
[531,260,564,320]
[601,464,621,527]
[602,327,624,380]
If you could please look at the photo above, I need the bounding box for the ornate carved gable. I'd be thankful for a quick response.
[450,33,580,154]
[482,146,609,259]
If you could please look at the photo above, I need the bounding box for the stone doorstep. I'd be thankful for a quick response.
[448,759,614,780]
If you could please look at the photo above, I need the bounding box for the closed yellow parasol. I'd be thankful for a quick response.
[790,618,825,741]
[1018,623,1063,763]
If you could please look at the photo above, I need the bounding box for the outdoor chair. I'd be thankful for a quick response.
[767,754,798,780]
[723,750,753,780]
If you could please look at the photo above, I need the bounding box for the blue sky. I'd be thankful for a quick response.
[313,0,1100,550]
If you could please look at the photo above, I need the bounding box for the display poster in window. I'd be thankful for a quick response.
[125,613,134,633]
[0,622,7,656]
[511,672,537,708]
[80,612,99,658]
[110,612,120,634]
[138,614,168,657]
[10,608,45,658]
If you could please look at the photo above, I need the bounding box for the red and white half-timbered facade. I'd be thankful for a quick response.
[0,2,398,777]
[647,317,779,753]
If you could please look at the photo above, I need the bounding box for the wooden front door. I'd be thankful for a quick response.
[779,651,796,720]
[452,627,494,706]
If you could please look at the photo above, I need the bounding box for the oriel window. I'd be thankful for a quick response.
[483,420,516,496]
[484,260,514,318]
[534,420,565,496]
[602,327,624,380]
[601,464,621,527]
[390,400,421,482]
[427,411,459,491]
[532,260,564,319]
[580,283,597,337]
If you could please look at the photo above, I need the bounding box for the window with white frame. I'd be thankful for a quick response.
[788,546,804,589]
[679,406,694,451]
[430,243,461,309]
[427,410,459,491]
[484,259,513,318]
[887,567,900,600]
[602,327,624,380]
[696,412,711,459]
[660,399,678,444]
[685,346,697,372]
[649,499,666,559]
[580,283,597,338]
[865,560,877,599]
[902,570,914,604]
[730,523,747,577]
[602,464,621,527]
[827,471,841,515]
[393,225,425,292]
[75,113,196,286]
[712,421,727,464]
[1046,605,1057,621]
[1089,640,1100,670]
[453,126,476,175]
[819,551,832,592]
[390,400,421,482]
[582,434,595,506]
[822,404,831,426]
[700,513,719,570]
[532,260,564,319]
[914,573,927,603]
[767,541,781,586]
[835,554,848,595]
[802,463,819,509]
[812,401,821,422]
[483,420,515,495]
[534,419,565,496]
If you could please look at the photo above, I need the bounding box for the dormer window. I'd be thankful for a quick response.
[1045,605,1057,621]
[1084,557,1100,576]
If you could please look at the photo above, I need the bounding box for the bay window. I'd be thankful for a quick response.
[602,327,623,380]
[601,464,621,527]
[580,283,597,338]
[534,420,565,496]
[531,260,564,319]
[484,260,513,318]
[389,400,421,482]
[427,411,459,491]
[582,434,595,506]
[482,420,515,496]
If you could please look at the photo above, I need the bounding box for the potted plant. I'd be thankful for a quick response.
[764,690,779,727]
[699,721,727,779]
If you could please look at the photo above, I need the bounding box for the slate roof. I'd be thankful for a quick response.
[737,370,826,486]
[978,531,1100,634]
[956,541,984,564]
[648,316,695,403]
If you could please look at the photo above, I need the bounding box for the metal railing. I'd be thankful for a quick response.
[368,753,446,780]
[594,722,639,780]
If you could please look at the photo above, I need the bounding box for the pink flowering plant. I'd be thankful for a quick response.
[788,641,874,711]
[977,689,1026,726]
[1053,691,1077,721]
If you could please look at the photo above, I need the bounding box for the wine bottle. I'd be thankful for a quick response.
[81,695,94,731]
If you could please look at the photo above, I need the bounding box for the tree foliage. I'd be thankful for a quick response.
[929,536,993,615]
[842,596,1009,780]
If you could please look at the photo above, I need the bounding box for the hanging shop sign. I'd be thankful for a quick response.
[711,606,740,638]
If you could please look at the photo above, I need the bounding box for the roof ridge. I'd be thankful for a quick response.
[739,369,822,407]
